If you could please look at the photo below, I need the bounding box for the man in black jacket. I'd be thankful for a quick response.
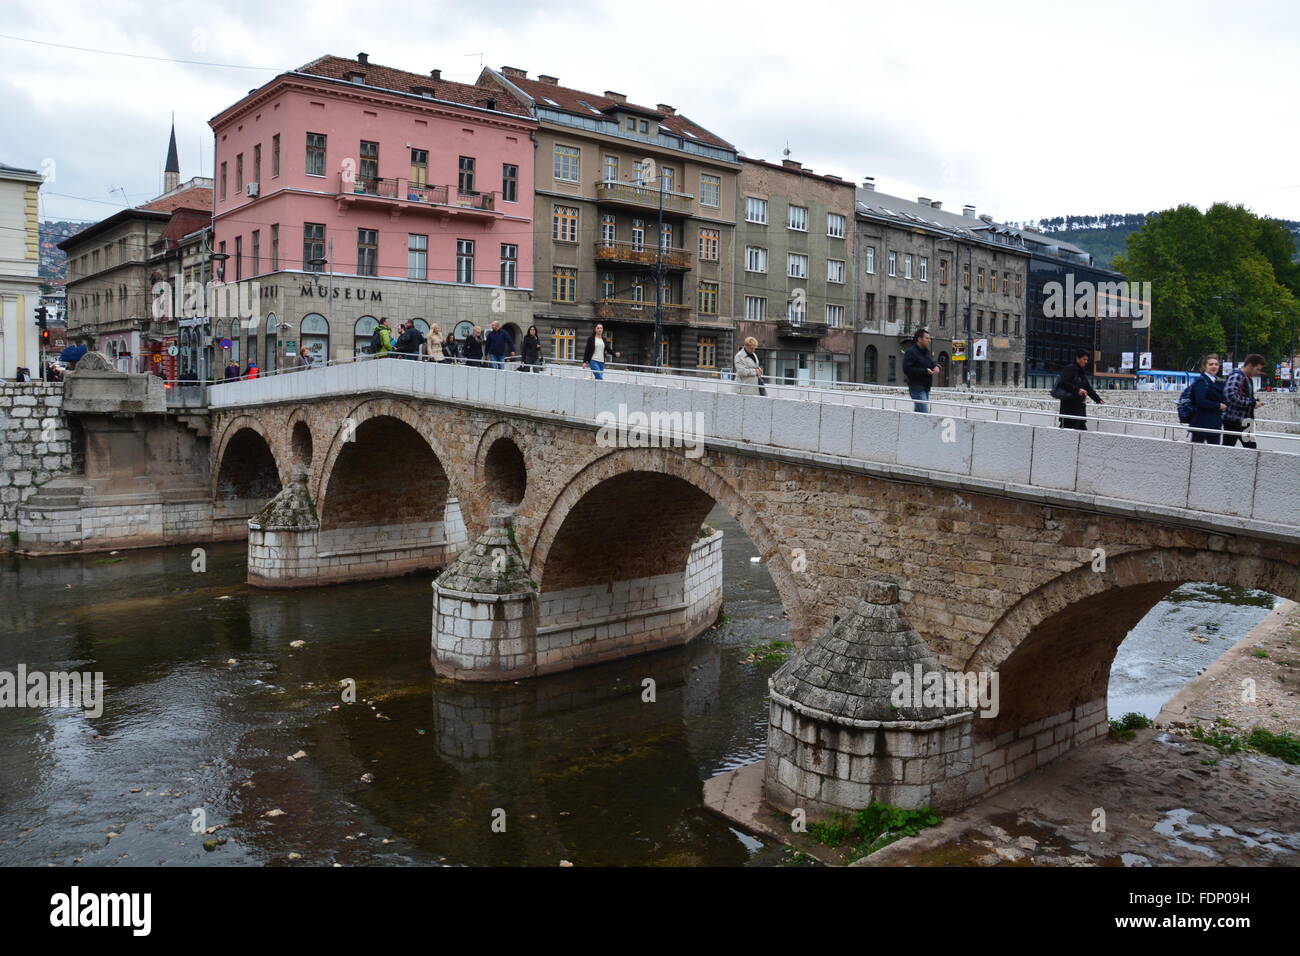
[902,328,940,412]
[1053,349,1104,429]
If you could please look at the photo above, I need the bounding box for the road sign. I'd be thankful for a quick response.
[151,354,162,364]
[219,337,232,350]
[167,344,179,357]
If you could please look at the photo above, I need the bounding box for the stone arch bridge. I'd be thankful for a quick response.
[208,359,1300,813]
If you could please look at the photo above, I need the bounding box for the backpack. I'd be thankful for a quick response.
[1176,381,1197,424]
[369,327,382,354]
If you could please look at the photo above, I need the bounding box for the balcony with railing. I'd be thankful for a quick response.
[776,318,829,339]
[593,239,693,271]
[593,298,692,323]
[594,180,694,216]
[337,175,500,219]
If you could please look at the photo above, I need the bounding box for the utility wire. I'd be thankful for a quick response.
[0,32,278,71]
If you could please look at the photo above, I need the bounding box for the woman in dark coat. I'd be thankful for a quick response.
[520,325,542,372]
[1189,354,1227,444]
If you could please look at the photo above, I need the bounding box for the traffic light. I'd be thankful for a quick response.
[41,328,50,345]
[35,306,48,330]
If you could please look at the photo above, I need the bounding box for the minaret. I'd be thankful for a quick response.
[164,116,180,193]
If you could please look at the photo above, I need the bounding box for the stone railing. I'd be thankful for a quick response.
[207,358,1300,542]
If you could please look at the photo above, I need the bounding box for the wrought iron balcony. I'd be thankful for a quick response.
[593,298,692,322]
[594,179,694,216]
[593,239,692,271]
[337,175,499,217]
[776,320,829,339]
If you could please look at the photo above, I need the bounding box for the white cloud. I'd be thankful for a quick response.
[8,0,1300,225]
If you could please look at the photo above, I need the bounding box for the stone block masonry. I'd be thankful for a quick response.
[0,382,74,544]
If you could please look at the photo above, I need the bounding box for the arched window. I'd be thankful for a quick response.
[301,313,329,365]
[938,351,950,387]
[354,315,378,356]
[863,345,878,383]
[452,320,474,342]
[248,314,259,370]
[263,312,279,373]
[410,317,429,335]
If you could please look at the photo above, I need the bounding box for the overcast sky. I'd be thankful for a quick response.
[5,0,1299,226]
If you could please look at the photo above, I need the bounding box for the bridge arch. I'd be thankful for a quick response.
[475,421,529,511]
[965,546,1300,736]
[212,417,284,500]
[528,448,810,642]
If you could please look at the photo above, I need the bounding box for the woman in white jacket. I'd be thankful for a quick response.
[423,323,443,362]
[734,336,764,395]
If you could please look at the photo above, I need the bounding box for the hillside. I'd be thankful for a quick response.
[39,220,92,284]
[1015,213,1300,270]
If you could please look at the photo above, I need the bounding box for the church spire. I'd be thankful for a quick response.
[164,115,180,193]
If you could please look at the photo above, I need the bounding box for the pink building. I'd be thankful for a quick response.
[209,53,537,370]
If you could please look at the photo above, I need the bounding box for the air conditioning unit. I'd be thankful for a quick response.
[245,182,260,197]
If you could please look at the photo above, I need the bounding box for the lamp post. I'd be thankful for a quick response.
[308,238,334,363]
[1211,293,1241,369]
[206,248,229,384]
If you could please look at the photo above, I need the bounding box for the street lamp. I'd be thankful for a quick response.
[1211,293,1241,369]
[308,239,334,362]
[206,249,229,383]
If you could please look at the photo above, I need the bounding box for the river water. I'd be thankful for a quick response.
[0,508,1276,866]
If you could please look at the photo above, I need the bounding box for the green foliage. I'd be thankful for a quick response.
[1109,712,1153,739]
[1189,722,1244,755]
[1113,203,1300,370]
[744,640,792,663]
[809,802,942,861]
[1252,649,1270,659]
[1245,728,1300,765]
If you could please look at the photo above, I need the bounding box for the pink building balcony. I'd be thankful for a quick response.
[338,174,502,220]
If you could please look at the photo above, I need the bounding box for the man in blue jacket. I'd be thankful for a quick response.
[485,321,514,370]
[902,328,939,412]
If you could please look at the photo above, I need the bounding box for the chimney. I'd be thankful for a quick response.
[430,69,441,81]
[782,159,802,170]
[500,66,527,78]
[605,90,627,103]
[931,200,942,209]
[823,174,842,181]
[657,103,675,115]
[979,213,994,224]
[962,204,976,217]
[538,74,559,85]
[862,176,876,191]
[357,52,369,64]
[917,196,930,206]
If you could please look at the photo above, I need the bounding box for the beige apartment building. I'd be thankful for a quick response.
[734,156,856,385]
[478,66,741,370]
[855,183,1029,388]
[0,161,44,379]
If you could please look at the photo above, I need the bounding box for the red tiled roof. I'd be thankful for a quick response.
[297,55,532,118]
[139,185,212,214]
[499,74,734,150]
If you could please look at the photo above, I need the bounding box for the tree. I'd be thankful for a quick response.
[1114,203,1298,370]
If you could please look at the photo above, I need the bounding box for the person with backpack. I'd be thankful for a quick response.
[902,327,940,412]
[1186,353,1227,444]
[369,317,393,357]
[1051,349,1103,429]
